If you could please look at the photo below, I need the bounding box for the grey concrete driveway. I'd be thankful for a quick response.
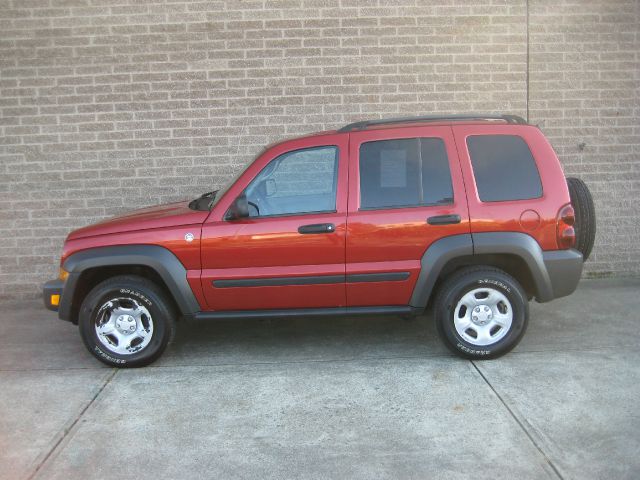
[1,278,639,480]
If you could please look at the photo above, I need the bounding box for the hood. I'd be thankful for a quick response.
[67,201,210,240]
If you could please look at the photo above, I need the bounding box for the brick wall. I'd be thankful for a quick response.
[528,0,640,277]
[0,0,638,300]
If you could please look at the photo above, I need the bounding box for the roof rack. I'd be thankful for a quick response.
[337,114,528,132]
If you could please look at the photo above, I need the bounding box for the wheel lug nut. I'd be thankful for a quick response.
[474,307,480,312]
[484,306,489,312]
[472,316,477,321]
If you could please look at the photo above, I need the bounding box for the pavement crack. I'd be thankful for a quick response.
[471,361,565,480]
[26,368,118,480]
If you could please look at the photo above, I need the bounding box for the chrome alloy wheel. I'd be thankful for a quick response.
[94,297,154,355]
[453,287,513,346]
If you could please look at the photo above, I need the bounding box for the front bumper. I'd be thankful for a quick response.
[43,279,64,311]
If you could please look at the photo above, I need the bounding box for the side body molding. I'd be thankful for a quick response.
[409,234,473,309]
[60,245,200,322]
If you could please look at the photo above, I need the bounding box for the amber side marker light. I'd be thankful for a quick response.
[59,268,69,281]
[50,294,60,306]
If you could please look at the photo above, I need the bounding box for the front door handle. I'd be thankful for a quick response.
[298,223,336,234]
[427,214,461,225]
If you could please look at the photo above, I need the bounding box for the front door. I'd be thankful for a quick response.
[200,134,348,311]
[345,126,470,307]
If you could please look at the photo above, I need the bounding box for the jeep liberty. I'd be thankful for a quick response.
[44,114,596,367]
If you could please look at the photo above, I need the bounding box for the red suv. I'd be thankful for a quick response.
[44,114,595,367]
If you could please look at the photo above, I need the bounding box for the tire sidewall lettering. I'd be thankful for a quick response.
[456,343,491,356]
[94,346,127,364]
[118,288,153,307]
[477,278,511,293]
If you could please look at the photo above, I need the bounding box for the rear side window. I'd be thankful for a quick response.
[467,135,542,202]
[359,137,453,209]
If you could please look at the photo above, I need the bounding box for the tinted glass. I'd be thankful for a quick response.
[245,146,338,217]
[467,135,542,202]
[421,138,454,205]
[359,137,453,209]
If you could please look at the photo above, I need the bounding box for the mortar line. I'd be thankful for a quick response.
[26,368,118,480]
[526,0,530,122]
[471,361,564,480]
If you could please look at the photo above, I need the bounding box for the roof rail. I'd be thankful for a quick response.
[337,114,528,132]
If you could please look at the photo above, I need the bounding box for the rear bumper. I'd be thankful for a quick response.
[540,249,583,302]
[43,279,64,311]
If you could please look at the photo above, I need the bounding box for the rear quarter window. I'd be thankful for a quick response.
[467,135,542,202]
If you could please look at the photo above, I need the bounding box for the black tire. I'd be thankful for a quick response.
[434,267,529,360]
[78,275,176,368]
[566,177,596,261]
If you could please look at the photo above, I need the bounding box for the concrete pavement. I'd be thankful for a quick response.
[1,278,639,480]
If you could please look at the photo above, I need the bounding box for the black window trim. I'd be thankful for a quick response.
[357,136,454,212]
[242,209,338,220]
[358,200,454,212]
[244,144,341,219]
[465,133,544,204]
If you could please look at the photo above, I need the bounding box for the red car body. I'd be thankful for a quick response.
[44,114,593,366]
[59,119,571,314]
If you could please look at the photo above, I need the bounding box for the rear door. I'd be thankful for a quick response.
[345,126,470,307]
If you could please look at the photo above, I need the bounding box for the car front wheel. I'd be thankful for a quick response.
[434,267,529,359]
[78,275,175,368]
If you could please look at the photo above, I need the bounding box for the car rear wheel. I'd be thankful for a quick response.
[434,267,528,359]
[78,275,175,368]
[567,177,596,261]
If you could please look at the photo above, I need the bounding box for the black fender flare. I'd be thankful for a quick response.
[59,245,201,321]
[472,232,582,302]
[409,232,581,309]
[470,232,553,301]
[409,234,473,309]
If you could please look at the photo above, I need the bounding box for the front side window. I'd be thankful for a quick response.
[359,137,453,209]
[245,146,338,217]
[467,135,542,202]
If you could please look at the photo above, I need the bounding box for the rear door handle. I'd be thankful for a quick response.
[427,214,461,225]
[298,223,336,234]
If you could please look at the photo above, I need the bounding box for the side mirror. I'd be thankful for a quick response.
[225,193,249,220]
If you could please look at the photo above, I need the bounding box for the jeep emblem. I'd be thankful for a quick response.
[184,232,194,242]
